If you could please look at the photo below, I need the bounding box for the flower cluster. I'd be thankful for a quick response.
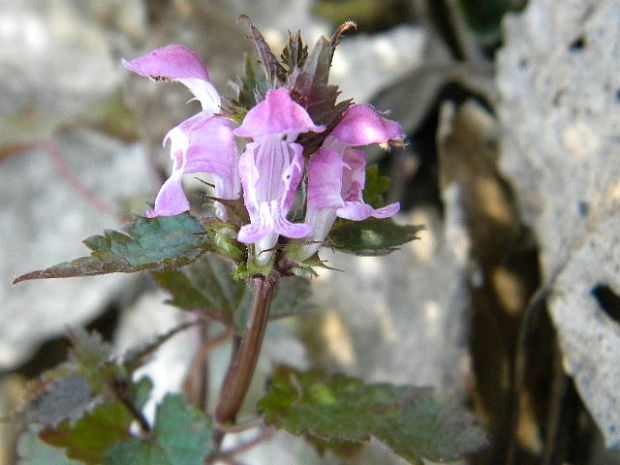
[124,44,403,266]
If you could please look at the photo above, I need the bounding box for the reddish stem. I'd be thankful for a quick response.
[214,276,277,426]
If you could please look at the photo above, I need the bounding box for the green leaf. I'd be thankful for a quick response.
[152,255,310,331]
[130,376,154,411]
[151,254,250,327]
[13,213,208,283]
[65,328,123,393]
[22,330,159,430]
[67,327,113,368]
[39,403,133,465]
[224,55,268,123]
[258,367,488,465]
[21,330,116,429]
[18,432,83,465]
[459,0,524,47]
[363,166,391,208]
[328,217,423,256]
[105,394,214,465]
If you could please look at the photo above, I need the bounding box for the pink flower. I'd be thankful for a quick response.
[124,45,239,218]
[234,89,324,263]
[301,105,403,259]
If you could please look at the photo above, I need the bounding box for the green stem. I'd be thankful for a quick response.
[215,276,277,426]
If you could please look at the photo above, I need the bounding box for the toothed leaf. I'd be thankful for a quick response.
[39,403,134,465]
[152,255,310,332]
[328,218,423,256]
[14,213,208,283]
[259,367,488,464]
[105,394,214,465]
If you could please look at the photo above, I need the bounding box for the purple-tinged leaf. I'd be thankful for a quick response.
[239,15,287,85]
[13,213,208,283]
[280,30,308,71]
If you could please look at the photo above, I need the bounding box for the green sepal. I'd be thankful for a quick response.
[205,223,246,262]
[13,213,209,283]
[258,366,488,465]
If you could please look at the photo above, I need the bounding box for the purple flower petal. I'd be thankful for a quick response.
[340,149,366,203]
[146,171,190,217]
[300,146,400,259]
[234,89,325,140]
[336,202,375,221]
[124,45,220,114]
[307,150,346,211]
[337,149,400,220]
[275,215,312,239]
[169,114,240,201]
[329,104,404,147]
[123,45,210,80]
[238,218,271,244]
[237,137,310,258]
[148,112,240,218]
[371,202,400,218]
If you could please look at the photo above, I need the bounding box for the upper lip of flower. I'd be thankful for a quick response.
[233,88,325,140]
[123,44,221,115]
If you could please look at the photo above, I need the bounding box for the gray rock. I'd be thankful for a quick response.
[113,289,197,422]
[306,207,470,395]
[0,0,145,146]
[497,0,620,447]
[0,129,154,369]
[213,0,329,42]
[331,24,427,104]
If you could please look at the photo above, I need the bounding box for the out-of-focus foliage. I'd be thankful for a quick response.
[105,394,214,465]
[459,0,526,46]
[259,366,488,464]
[152,255,311,332]
[314,0,412,32]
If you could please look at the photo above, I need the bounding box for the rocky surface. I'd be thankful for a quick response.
[497,0,620,449]
[0,130,153,369]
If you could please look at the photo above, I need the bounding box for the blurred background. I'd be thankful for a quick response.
[2,1,619,464]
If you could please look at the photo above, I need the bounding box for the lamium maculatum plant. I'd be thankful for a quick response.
[13,19,487,465]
